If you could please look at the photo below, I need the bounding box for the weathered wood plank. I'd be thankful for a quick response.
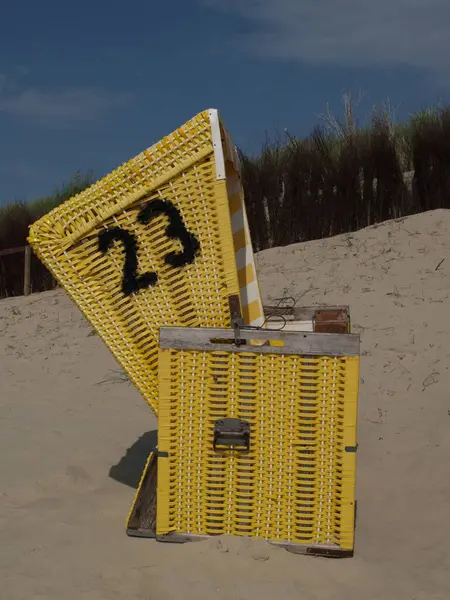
[0,246,26,257]
[23,246,32,296]
[159,326,360,356]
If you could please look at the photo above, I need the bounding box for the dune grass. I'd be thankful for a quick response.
[242,105,450,251]
[1,103,450,297]
[0,171,95,297]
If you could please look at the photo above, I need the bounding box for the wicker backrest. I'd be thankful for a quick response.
[28,109,264,414]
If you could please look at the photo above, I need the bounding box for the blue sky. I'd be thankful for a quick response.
[1,0,448,204]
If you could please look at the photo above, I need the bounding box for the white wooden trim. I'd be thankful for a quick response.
[208,109,226,180]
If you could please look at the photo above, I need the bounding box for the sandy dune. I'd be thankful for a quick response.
[1,209,450,599]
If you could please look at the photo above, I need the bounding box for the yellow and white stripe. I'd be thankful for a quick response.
[209,109,265,327]
[228,173,265,327]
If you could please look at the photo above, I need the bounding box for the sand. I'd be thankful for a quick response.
[1,209,450,600]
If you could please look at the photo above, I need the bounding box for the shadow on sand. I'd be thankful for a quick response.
[108,429,157,489]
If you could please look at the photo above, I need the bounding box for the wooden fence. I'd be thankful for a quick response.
[0,245,32,297]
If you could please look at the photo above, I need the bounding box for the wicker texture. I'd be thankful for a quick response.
[28,110,262,414]
[157,346,359,551]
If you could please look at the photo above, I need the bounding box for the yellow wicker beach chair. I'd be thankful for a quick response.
[127,324,360,557]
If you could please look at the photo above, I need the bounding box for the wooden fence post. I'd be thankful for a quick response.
[24,245,31,296]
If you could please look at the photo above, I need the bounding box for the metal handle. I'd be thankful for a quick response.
[213,418,250,452]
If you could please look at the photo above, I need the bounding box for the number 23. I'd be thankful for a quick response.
[98,198,200,296]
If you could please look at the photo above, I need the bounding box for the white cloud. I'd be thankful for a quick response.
[0,82,131,123]
[202,0,450,77]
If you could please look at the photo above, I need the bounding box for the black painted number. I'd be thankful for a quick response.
[138,199,200,268]
[98,227,158,296]
[98,198,200,296]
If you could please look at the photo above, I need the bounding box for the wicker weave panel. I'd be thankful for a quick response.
[157,345,359,551]
[28,110,261,414]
